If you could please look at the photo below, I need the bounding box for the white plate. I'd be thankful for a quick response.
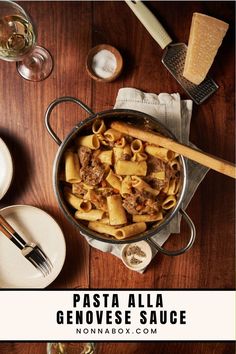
[0,138,13,200]
[0,205,66,288]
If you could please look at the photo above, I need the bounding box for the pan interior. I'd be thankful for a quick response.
[54,109,187,244]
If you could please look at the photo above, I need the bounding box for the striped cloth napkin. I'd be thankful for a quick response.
[81,88,208,271]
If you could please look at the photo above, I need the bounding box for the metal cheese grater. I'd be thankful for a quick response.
[125,0,219,105]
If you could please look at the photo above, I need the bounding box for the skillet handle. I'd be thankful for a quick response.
[146,209,196,256]
[45,96,94,146]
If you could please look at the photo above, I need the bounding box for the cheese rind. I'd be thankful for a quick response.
[183,13,229,85]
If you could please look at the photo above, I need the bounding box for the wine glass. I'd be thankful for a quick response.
[0,0,53,81]
[47,343,96,354]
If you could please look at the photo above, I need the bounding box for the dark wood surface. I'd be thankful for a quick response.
[0,1,234,353]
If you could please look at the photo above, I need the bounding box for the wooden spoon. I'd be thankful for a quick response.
[111,121,236,179]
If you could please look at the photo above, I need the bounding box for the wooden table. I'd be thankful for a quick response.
[0,1,234,353]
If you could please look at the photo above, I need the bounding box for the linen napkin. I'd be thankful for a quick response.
[81,88,209,270]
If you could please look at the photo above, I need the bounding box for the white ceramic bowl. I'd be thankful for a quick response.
[121,240,153,271]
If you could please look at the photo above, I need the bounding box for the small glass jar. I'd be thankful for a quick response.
[47,342,96,354]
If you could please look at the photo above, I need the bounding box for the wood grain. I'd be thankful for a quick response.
[0,342,234,354]
[0,1,234,353]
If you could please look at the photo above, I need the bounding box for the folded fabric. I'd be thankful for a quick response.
[81,88,209,271]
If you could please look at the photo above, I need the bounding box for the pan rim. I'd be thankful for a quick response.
[52,108,188,244]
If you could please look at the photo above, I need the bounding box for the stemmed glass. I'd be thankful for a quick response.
[47,343,96,354]
[0,0,53,81]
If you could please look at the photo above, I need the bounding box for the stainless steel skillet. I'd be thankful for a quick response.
[45,96,196,256]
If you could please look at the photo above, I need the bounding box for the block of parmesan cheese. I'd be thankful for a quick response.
[183,13,229,85]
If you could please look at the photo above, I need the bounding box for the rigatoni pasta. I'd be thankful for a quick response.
[60,118,181,240]
[65,189,92,212]
[131,176,159,196]
[132,212,163,223]
[162,195,177,210]
[113,147,123,163]
[75,209,104,221]
[77,134,100,149]
[131,139,143,153]
[115,160,147,176]
[114,137,126,148]
[123,144,132,157]
[107,195,127,225]
[98,150,113,165]
[115,222,147,239]
[121,176,132,197]
[106,169,122,192]
[65,151,81,183]
[167,178,180,195]
[104,129,123,142]
[92,119,106,135]
[131,152,147,162]
[88,221,117,236]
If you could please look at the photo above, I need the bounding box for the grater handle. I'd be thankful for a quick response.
[125,0,172,50]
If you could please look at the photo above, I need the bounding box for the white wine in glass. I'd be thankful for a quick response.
[47,343,96,354]
[0,0,53,81]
